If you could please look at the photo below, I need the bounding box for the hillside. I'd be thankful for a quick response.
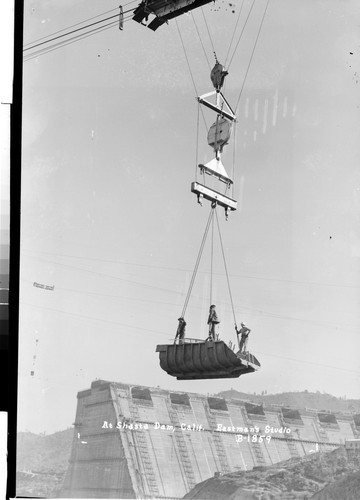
[310,470,360,500]
[16,428,74,497]
[216,390,360,413]
[183,447,360,500]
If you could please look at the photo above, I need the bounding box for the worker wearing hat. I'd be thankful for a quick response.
[175,317,186,344]
[207,304,220,341]
[235,322,251,353]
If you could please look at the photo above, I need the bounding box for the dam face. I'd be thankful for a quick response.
[61,380,360,498]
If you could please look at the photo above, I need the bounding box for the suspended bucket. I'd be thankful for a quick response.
[156,339,260,380]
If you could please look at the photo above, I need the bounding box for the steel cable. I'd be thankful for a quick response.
[23,6,123,47]
[224,0,245,68]
[181,207,215,317]
[210,207,215,306]
[227,0,257,70]
[234,0,270,112]
[191,12,212,70]
[23,12,127,52]
[175,19,208,131]
[215,208,237,328]
[23,20,122,61]
[200,7,217,61]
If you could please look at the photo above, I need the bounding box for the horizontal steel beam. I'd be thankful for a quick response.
[191,182,237,211]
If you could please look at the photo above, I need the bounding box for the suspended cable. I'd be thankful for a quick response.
[22,249,360,290]
[209,206,215,306]
[175,19,200,96]
[23,10,133,52]
[200,7,217,61]
[195,103,200,181]
[227,0,257,70]
[23,20,122,62]
[181,207,214,317]
[215,209,237,327]
[191,12,211,70]
[23,254,182,296]
[23,6,125,47]
[23,14,136,61]
[231,121,237,200]
[234,0,270,112]
[22,267,359,333]
[21,301,171,338]
[21,277,184,309]
[255,350,360,375]
[23,5,142,60]
[224,0,245,67]
[175,19,208,131]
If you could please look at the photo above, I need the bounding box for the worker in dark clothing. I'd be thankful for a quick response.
[174,317,186,344]
[207,305,220,341]
[235,322,251,353]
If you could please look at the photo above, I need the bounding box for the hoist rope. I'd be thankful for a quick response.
[214,209,238,328]
[191,13,212,70]
[231,121,238,199]
[200,7,217,61]
[209,206,215,306]
[175,19,200,96]
[234,0,270,112]
[224,0,245,68]
[181,206,237,329]
[195,103,200,181]
[181,207,215,317]
[175,19,208,131]
[226,0,257,70]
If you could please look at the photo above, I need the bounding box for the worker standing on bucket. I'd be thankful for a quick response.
[236,322,251,353]
[207,305,220,341]
[174,317,186,344]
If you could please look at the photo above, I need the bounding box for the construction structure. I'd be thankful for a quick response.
[61,380,360,498]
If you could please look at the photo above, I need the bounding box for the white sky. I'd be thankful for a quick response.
[18,0,360,434]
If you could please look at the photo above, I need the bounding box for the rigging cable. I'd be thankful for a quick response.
[23,20,124,62]
[23,7,139,60]
[23,12,130,52]
[214,208,237,327]
[200,7,217,61]
[226,0,257,70]
[231,120,238,199]
[21,271,360,334]
[23,2,138,47]
[234,0,270,111]
[195,103,200,181]
[224,0,245,67]
[23,6,126,47]
[175,19,208,131]
[209,205,215,306]
[191,12,212,70]
[23,248,360,289]
[175,19,200,96]
[181,207,215,317]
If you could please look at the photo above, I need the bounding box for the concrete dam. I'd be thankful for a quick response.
[61,380,360,498]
